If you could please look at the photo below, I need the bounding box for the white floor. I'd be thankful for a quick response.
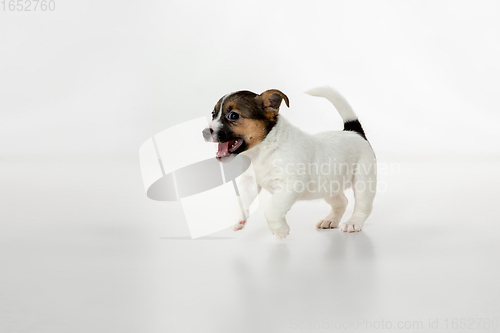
[1,153,499,333]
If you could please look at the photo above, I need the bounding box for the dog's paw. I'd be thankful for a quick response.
[232,220,246,231]
[269,223,290,239]
[339,221,363,233]
[315,219,339,229]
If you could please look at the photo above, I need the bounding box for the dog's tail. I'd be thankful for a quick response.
[305,86,367,140]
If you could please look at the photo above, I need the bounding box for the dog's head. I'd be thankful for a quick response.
[202,89,289,162]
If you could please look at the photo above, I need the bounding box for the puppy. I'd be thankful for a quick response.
[202,86,376,239]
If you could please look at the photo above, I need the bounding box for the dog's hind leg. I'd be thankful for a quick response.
[316,193,348,229]
[339,172,376,233]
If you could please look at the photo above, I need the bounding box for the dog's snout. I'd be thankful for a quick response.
[202,127,213,140]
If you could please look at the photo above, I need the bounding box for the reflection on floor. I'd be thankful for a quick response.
[1,154,499,333]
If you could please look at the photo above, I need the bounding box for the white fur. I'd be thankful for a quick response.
[208,92,234,138]
[235,86,377,238]
[305,86,358,122]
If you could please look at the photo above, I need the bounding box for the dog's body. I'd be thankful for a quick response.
[203,86,376,239]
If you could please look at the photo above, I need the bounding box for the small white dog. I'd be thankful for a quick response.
[202,86,376,239]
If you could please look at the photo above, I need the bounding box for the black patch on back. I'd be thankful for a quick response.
[343,120,367,140]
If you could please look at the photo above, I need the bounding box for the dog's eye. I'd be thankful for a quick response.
[227,111,240,121]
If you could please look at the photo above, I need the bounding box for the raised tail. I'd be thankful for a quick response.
[305,86,367,140]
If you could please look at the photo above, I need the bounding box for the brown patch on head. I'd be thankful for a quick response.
[230,118,269,150]
[211,97,225,119]
[255,89,290,121]
[211,89,289,153]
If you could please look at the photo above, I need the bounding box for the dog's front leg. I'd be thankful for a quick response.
[265,190,300,239]
[232,174,261,231]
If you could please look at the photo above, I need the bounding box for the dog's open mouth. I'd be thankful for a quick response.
[216,138,243,160]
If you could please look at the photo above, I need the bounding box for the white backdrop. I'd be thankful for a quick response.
[1,1,500,333]
[1,0,499,155]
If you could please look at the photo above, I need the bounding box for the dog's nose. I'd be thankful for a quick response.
[202,128,213,140]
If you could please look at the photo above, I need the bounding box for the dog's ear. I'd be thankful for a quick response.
[257,89,289,117]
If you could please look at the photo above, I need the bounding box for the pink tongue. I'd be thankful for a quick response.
[217,141,230,158]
